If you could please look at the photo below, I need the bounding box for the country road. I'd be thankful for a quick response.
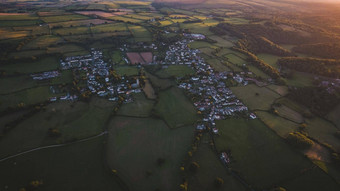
[0,131,108,163]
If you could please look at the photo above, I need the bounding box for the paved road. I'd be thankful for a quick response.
[0,131,107,163]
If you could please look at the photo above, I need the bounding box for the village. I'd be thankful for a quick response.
[164,38,256,132]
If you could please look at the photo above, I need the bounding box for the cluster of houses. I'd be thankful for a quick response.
[183,33,206,40]
[163,39,201,65]
[168,39,256,134]
[53,49,141,102]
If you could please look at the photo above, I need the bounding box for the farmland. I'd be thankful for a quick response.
[0,0,340,190]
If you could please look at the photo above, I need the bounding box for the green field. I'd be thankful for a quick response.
[306,117,340,152]
[327,104,340,128]
[188,41,215,49]
[53,26,90,36]
[284,71,314,87]
[0,86,56,112]
[231,84,281,110]
[114,66,139,76]
[128,25,151,42]
[117,93,154,117]
[215,118,338,190]
[91,23,128,33]
[188,134,247,191]
[23,35,63,50]
[257,53,280,69]
[106,116,194,191]
[154,87,198,128]
[0,99,114,158]
[0,137,123,191]
[41,15,89,23]
[256,111,299,137]
[0,75,37,94]
[155,65,195,78]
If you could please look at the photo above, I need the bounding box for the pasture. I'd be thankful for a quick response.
[230,84,281,110]
[0,137,123,191]
[155,65,195,78]
[106,116,194,191]
[117,93,154,117]
[188,134,247,191]
[114,66,139,76]
[0,57,59,74]
[0,86,55,112]
[41,15,89,23]
[23,35,63,50]
[128,25,152,42]
[256,111,299,137]
[215,118,337,190]
[154,87,198,128]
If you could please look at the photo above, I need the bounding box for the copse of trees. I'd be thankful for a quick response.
[292,43,340,59]
[233,46,281,79]
[287,86,340,116]
[286,131,314,149]
[278,57,340,78]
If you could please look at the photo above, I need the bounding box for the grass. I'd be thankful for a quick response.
[306,117,340,152]
[188,134,247,191]
[0,86,56,112]
[205,57,231,72]
[327,104,340,128]
[0,20,42,27]
[51,70,73,85]
[23,35,63,50]
[0,137,124,191]
[215,118,333,189]
[106,116,194,191]
[231,84,281,110]
[114,66,139,76]
[188,41,215,49]
[127,25,152,42]
[0,30,30,40]
[274,104,305,123]
[41,15,89,23]
[112,50,123,64]
[275,97,312,116]
[266,85,289,96]
[180,22,214,36]
[257,53,280,69]
[117,93,154,117]
[282,167,340,191]
[155,65,195,78]
[0,75,37,94]
[109,16,143,23]
[284,71,314,87]
[52,26,90,35]
[143,79,157,99]
[225,54,247,66]
[0,98,115,157]
[146,72,174,90]
[0,14,39,21]
[47,44,86,55]
[91,23,127,33]
[154,87,198,128]
[256,111,299,137]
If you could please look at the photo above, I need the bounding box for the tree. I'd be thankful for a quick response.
[189,162,199,173]
[214,177,224,188]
